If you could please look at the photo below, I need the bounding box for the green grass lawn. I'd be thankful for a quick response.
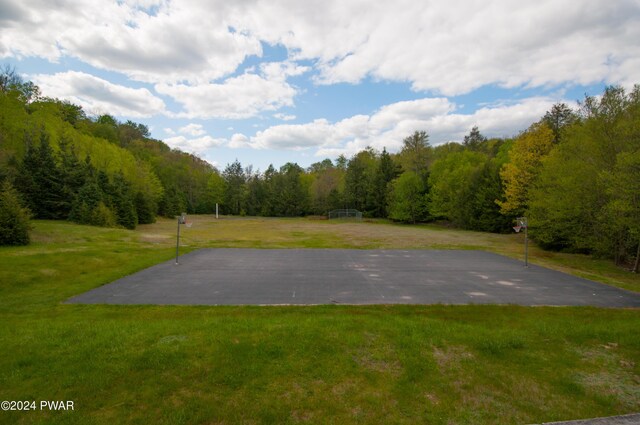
[0,217,638,424]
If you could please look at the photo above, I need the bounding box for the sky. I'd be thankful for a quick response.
[2,0,639,171]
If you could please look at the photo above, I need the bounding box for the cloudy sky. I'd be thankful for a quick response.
[2,0,639,170]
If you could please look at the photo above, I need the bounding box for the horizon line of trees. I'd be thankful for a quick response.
[185,85,640,270]
[1,66,638,271]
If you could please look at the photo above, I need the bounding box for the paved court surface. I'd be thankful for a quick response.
[66,249,640,307]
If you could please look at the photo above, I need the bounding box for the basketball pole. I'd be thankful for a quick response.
[515,216,528,268]
[524,221,528,268]
[175,215,181,265]
[175,212,185,265]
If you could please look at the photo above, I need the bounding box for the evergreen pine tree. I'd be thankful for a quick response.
[110,172,138,229]
[58,137,86,213]
[158,184,185,217]
[463,126,487,151]
[15,133,39,214]
[134,192,156,224]
[0,181,32,245]
[69,179,103,224]
[15,129,67,219]
[373,148,400,217]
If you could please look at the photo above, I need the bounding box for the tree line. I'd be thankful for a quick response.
[202,86,640,270]
[0,66,638,271]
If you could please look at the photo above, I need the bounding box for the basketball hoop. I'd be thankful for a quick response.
[185,222,192,228]
[513,225,522,233]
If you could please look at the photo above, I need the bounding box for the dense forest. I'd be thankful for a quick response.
[0,67,215,230]
[0,67,638,270]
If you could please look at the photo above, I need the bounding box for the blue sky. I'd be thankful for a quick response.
[2,0,638,171]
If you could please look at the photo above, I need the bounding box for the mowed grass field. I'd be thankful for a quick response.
[0,216,639,424]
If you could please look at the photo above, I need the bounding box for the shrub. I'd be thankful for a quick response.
[0,181,32,245]
[90,201,117,227]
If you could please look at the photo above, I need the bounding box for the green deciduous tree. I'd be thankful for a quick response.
[528,85,640,264]
[91,114,119,144]
[309,162,344,215]
[223,160,246,215]
[397,130,431,178]
[388,171,428,223]
[429,150,487,224]
[335,154,348,171]
[344,149,377,214]
[206,171,225,214]
[0,65,40,103]
[499,122,555,216]
[603,151,640,271]
[118,120,150,146]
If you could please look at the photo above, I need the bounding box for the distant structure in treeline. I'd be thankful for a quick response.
[328,209,362,220]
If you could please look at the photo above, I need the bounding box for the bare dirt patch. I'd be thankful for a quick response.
[433,345,475,371]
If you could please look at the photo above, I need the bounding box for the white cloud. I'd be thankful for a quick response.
[164,134,225,155]
[163,122,224,164]
[4,1,637,93]
[156,71,297,119]
[274,113,296,121]
[251,119,335,150]
[234,0,640,95]
[31,70,166,118]
[369,98,455,132]
[246,98,456,154]
[178,123,206,136]
[228,133,251,148]
[241,96,556,158]
[1,0,261,84]
[260,61,310,81]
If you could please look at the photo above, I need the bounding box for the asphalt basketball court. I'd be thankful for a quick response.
[67,249,640,307]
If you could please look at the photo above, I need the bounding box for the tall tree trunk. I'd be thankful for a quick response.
[633,241,640,273]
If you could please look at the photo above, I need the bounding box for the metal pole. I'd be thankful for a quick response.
[175,216,181,265]
[216,203,219,219]
[524,223,529,268]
